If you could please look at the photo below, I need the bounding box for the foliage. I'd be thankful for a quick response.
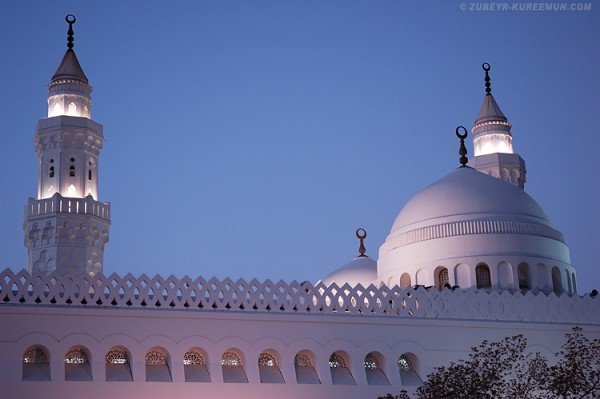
[377,327,599,399]
[548,327,600,399]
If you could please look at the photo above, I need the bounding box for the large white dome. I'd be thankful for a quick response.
[391,167,552,234]
[378,167,574,293]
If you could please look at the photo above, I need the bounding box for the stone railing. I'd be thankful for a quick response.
[1,268,598,324]
[25,194,110,221]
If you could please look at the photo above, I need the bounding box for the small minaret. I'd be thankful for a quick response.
[23,15,110,276]
[470,63,526,189]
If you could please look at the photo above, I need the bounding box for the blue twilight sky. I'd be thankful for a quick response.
[1,1,598,292]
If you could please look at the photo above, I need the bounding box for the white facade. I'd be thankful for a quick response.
[1,16,599,399]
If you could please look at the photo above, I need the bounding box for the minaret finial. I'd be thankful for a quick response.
[355,228,367,257]
[482,62,491,95]
[456,126,468,167]
[66,14,76,50]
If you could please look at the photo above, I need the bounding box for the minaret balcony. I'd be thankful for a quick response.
[25,193,110,222]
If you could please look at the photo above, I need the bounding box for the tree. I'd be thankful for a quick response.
[548,327,600,399]
[378,327,599,399]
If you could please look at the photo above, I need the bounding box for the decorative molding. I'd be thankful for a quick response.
[392,218,564,248]
[1,269,597,325]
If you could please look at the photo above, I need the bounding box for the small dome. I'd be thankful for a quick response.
[391,167,552,234]
[320,256,377,288]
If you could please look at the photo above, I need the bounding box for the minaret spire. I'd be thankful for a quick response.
[356,228,367,257]
[470,62,527,189]
[66,14,75,50]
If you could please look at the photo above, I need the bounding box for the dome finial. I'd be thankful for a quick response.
[66,14,76,50]
[456,126,468,167]
[482,62,491,95]
[356,228,367,257]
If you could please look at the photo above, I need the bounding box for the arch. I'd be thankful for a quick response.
[22,345,50,381]
[415,269,432,286]
[400,273,411,289]
[258,349,284,383]
[329,350,355,385]
[364,351,389,386]
[566,270,573,294]
[454,263,470,288]
[294,350,320,384]
[105,346,132,382]
[434,266,449,290]
[221,348,247,383]
[183,348,210,382]
[64,346,92,381]
[518,262,532,290]
[475,263,491,289]
[571,272,577,294]
[497,261,513,289]
[398,353,422,386]
[145,346,171,382]
[536,263,548,290]
[68,102,77,116]
[552,266,563,294]
[387,276,394,288]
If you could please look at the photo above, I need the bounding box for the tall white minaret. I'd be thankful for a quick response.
[470,63,526,189]
[23,15,110,276]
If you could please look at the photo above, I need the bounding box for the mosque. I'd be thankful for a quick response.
[0,15,598,399]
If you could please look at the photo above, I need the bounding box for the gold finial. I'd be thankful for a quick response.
[456,126,468,167]
[65,14,76,50]
[356,228,367,257]
[482,62,492,95]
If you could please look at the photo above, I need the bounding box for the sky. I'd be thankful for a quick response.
[1,1,598,293]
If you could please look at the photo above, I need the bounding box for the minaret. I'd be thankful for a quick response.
[23,15,110,276]
[470,63,526,189]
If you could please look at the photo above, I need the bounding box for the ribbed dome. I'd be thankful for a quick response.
[320,256,377,288]
[391,167,552,234]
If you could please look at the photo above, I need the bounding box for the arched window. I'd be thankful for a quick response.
[69,165,75,177]
[518,263,531,290]
[49,166,55,178]
[364,352,389,385]
[22,346,50,381]
[222,351,247,383]
[65,347,92,381]
[258,351,284,383]
[105,347,132,381]
[295,351,320,384]
[400,273,411,289]
[68,102,77,116]
[145,347,171,382]
[88,169,92,181]
[398,355,422,386]
[329,352,355,385]
[454,263,470,288]
[183,348,210,382]
[475,264,491,289]
[435,267,449,290]
[552,266,563,294]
